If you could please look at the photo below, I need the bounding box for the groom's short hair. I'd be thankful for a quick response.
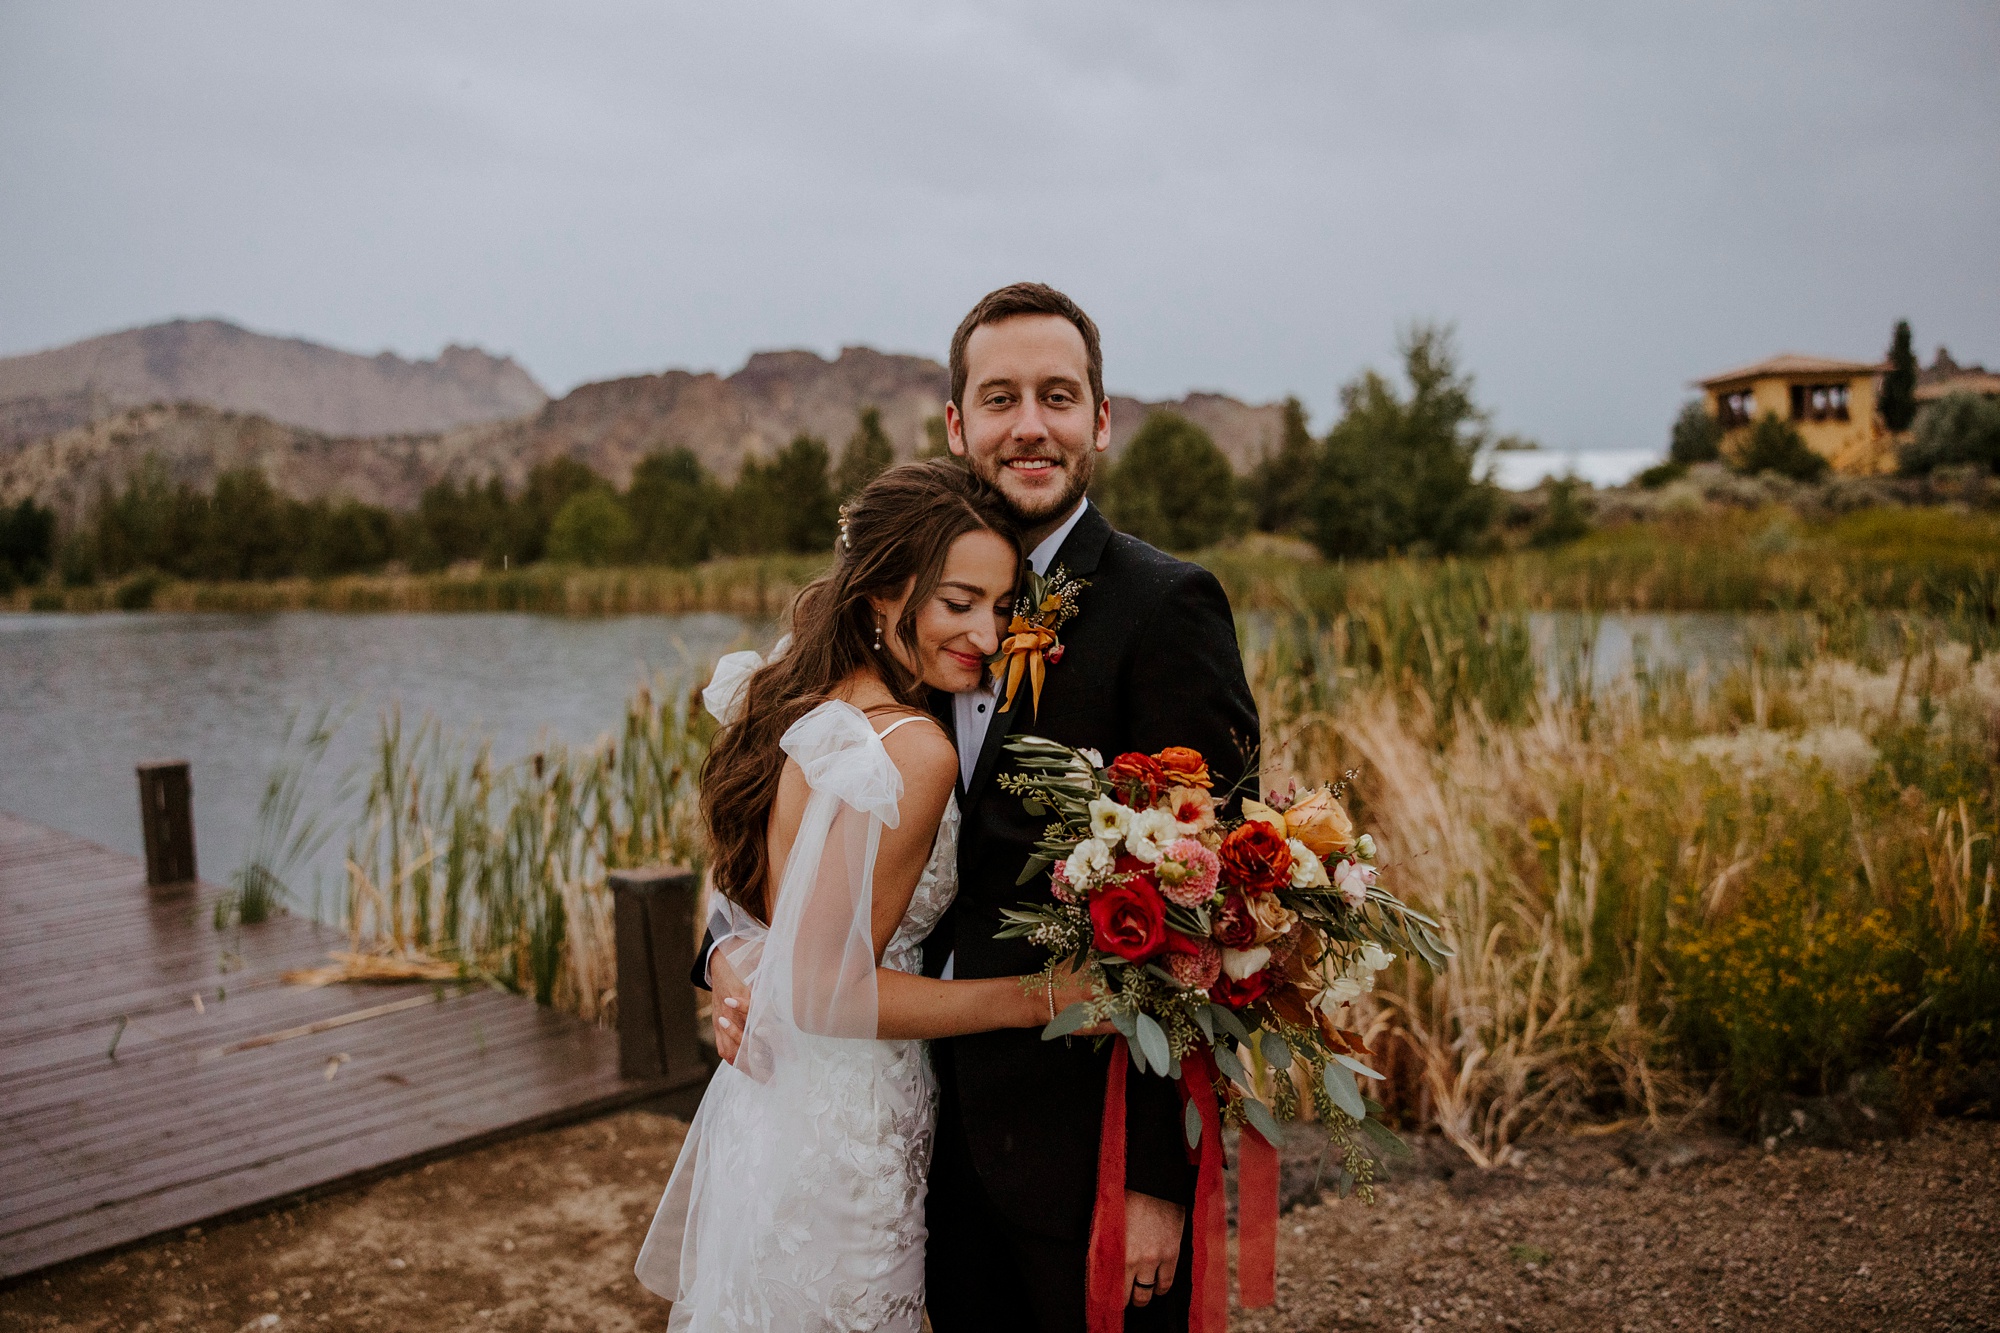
[949,283,1104,416]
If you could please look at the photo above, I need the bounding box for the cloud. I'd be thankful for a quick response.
[1,0,1995,463]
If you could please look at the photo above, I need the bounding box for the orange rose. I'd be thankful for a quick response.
[1283,786,1355,857]
[1218,821,1293,896]
[1153,747,1213,790]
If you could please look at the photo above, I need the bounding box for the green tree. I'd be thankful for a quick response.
[1669,398,1723,465]
[769,435,840,553]
[0,498,57,588]
[547,488,635,566]
[1735,412,1830,482]
[835,407,896,498]
[918,414,953,459]
[1246,397,1318,534]
[91,455,178,577]
[1100,411,1242,550]
[1880,320,1918,433]
[302,499,395,576]
[625,448,716,566]
[195,468,290,580]
[409,475,512,571]
[1898,392,2000,476]
[1307,324,1499,558]
[510,458,603,565]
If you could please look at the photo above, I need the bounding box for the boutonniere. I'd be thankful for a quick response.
[990,564,1087,720]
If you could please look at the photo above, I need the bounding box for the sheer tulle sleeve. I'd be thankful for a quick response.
[733,702,902,1070]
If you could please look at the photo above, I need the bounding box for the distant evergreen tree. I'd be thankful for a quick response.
[510,458,602,565]
[1307,325,1499,558]
[1880,320,1919,433]
[1668,398,1723,465]
[835,407,896,498]
[300,499,395,577]
[1734,413,1829,482]
[625,448,716,566]
[196,468,289,580]
[0,498,57,589]
[1246,397,1318,534]
[918,414,953,459]
[1528,477,1592,548]
[1100,412,1242,551]
[769,435,840,552]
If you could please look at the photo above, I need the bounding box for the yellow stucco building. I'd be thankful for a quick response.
[1695,354,1891,475]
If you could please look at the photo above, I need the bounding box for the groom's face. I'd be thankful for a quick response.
[945,314,1111,529]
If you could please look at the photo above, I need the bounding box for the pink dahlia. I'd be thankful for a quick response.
[1158,838,1221,907]
[1165,938,1222,990]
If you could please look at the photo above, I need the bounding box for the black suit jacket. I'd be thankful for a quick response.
[925,503,1260,1241]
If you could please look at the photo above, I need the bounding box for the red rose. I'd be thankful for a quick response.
[1219,821,1293,896]
[1089,874,1169,961]
[1212,890,1259,949]
[1212,967,1274,1008]
[1104,752,1167,807]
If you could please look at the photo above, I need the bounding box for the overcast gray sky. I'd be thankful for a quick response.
[2,1,1995,461]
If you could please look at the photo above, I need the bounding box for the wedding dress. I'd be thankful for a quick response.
[636,653,957,1332]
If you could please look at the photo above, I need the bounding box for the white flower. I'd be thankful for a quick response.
[1220,945,1272,981]
[1065,837,1111,887]
[1357,942,1396,974]
[1124,806,1188,864]
[1333,858,1375,909]
[1318,976,1365,1009]
[1355,833,1376,860]
[1078,747,1104,769]
[1088,797,1132,845]
[1288,839,1330,888]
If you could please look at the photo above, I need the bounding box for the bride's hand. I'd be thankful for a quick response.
[1030,962,1117,1036]
[710,947,752,1064]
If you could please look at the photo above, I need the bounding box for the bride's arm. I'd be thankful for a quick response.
[867,720,1094,1040]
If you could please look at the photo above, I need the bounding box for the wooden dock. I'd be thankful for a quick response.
[0,811,696,1281]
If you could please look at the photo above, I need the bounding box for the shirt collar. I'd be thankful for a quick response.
[1026,499,1089,577]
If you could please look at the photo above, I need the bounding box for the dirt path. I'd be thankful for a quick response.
[3,1115,1995,1332]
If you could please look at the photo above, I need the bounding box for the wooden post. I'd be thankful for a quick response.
[609,866,706,1088]
[136,760,196,887]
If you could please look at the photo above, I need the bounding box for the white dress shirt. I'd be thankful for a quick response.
[951,498,1089,789]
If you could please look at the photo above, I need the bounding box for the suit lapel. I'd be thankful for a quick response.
[964,503,1115,803]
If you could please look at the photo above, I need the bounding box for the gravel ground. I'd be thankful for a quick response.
[2,1115,1995,1332]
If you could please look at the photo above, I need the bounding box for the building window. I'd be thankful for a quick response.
[1789,383,1850,423]
[1717,390,1756,428]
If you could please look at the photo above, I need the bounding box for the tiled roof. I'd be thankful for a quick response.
[1914,372,2000,401]
[1694,354,1887,388]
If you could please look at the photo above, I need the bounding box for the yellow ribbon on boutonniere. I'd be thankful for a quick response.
[989,565,1087,720]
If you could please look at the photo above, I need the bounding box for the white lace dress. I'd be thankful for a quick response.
[636,697,958,1332]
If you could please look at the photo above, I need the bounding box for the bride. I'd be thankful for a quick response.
[636,459,1090,1330]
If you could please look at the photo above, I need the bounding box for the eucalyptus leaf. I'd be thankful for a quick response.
[1259,1030,1293,1071]
[1241,1096,1283,1148]
[1041,1002,1093,1041]
[1336,1167,1354,1199]
[1333,1052,1385,1081]
[1192,1006,1216,1043]
[1363,1097,1386,1117]
[1322,1064,1365,1120]
[1211,1041,1249,1088]
[1358,1117,1413,1158]
[1134,1012,1172,1075]
[1015,856,1055,887]
[1184,1098,1203,1150]
[1209,1005,1252,1044]
[1023,799,1047,818]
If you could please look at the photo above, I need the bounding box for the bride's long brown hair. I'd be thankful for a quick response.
[700,459,1020,917]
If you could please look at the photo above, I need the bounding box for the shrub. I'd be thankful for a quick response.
[546,489,635,566]
[1100,411,1242,550]
[835,407,895,499]
[1735,412,1830,482]
[1899,391,2000,476]
[1669,398,1722,465]
[626,448,716,566]
[1528,477,1592,548]
[0,498,56,586]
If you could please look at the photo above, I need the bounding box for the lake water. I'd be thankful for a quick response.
[0,607,1792,905]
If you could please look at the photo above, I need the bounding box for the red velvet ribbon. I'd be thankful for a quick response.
[1085,1039,1278,1333]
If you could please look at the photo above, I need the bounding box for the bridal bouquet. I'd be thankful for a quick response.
[998,737,1449,1328]
[998,737,1449,1171]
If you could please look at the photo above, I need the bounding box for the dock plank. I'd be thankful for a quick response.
[0,812,692,1281]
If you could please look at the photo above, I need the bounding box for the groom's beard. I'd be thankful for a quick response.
[988,445,1096,530]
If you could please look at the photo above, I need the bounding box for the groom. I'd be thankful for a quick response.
[921,283,1259,1332]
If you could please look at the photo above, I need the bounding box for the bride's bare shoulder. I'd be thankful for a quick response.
[873,712,956,795]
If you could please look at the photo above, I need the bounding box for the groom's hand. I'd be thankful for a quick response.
[709,948,751,1065]
[1125,1190,1184,1308]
